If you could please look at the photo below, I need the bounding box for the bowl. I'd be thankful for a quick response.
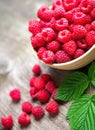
[31,44,95,70]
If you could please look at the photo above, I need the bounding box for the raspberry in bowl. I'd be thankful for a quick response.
[28,0,95,70]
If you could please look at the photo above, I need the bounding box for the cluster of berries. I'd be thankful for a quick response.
[1,64,59,129]
[28,0,95,64]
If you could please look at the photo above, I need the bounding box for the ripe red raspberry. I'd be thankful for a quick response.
[54,6,65,20]
[72,25,87,39]
[63,40,77,55]
[63,0,78,11]
[1,115,13,129]
[29,76,36,87]
[58,30,71,43]
[22,101,32,114]
[80,0,93,13]
[34,77,46,90]
[51,88,58,100]
[37,6,54,22]
[91,21,95,30]
[52,0,63,10]
[41,50,55,64]
[85,24,92,32]
[72,12,87,25]
[86,31,95,47]
[45,81,56,93]
[74,49,85,58]
[30,36,38,49]
[10,88,21,102]
[41,73,52,83]
[28,20,41,35]
[32,64,41,75]
[76,40,87,49]
[86,15,92,24]
[91,8,95,19]
[41,28,56,42]
[32,106,44,120]
[37,90,50,103]
[55,50,72,63]
[45,100,59,115]
[37,47,46,59]
[29,87,38,99]
[46,17,56,30]
[55,18,69,31]
[18,112,31,126]
[47,41,60,52]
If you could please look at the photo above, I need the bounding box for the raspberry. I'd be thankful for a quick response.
[47,41,60,52]
[34,77,46,90]
[29,76,36,87]
[72,12,87,25]
[80,0,93,13]
[46,17,56,30]
[55,50,72,63]
[18,112,31,126]
[86,15,92,24]
[30,36,38,49]
[37,6,54,22]
[76,40,87,49]
[72,25,87,39]
[28,20,41,35]
[91,8,95,19]
[85,24,92,32]
[74,49,85,58]
[10,88,21,102]
[29,87,38,99]
[40,20,46,28]
[91,21,95,30]
[58,30,71,43]
[45,100,59,115]
[55,18,69,31]
[37,47,46,59]
[41,73,52,83]
[63,40,77,55]
[45,81,56,93]
[63,0,78,11]
[1,115,13,129]
[52,0,63,10]
[41,28,56,42]
[86,31,95,47]
[51,88,58,100]
[41,50,55,64]
[22,101,32,114]
[54,6,65,20]
[32,106,44,120]
[37,90,50,103]
[32,64,41,75]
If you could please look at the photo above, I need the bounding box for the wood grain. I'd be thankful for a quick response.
[0,0,71,130]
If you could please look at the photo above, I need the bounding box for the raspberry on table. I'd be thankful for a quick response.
[28,19,41,35]
[51,88,58,100]
[52,0,63,10]
[29,87,38,100]
[1,115,13,129]
[55,18,69,31]
[18,112,31,126]
[74,49,85,59]
[22,101,32,114]
[37,47,46,59]
[45,81,56,93]
[32,64,41,75]
[10,88,21,102]
[32,106,44,120]
[41,50,55,64]
[76,40,87,49]
[58,29,71,43]
[41,28,56,42]
[37,89,50,103]
[55,50,72,63]
[47,41,60,52]
[54,6,65,20]
[63,40,77,55]
[41,73,52,83]
[45,100,59,115]
[29,76,36,87]
[86,30,95,47]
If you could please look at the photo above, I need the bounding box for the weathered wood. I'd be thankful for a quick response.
[0,0,71,129]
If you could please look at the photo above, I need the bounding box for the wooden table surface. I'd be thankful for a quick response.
[0,0,71,130]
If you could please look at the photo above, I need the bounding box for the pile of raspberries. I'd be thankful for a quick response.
[1,64,59,129]
[28,0,95,64]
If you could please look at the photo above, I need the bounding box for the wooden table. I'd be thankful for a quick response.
[0,0,71,129]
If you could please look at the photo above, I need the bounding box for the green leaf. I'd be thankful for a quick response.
[56,72,89,101]
[88,62,95,86]
[67,95,95,130]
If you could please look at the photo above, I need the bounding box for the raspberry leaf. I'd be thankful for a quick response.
[67,95,95,130]
[56,72,89,101]
[88,62,95,86]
